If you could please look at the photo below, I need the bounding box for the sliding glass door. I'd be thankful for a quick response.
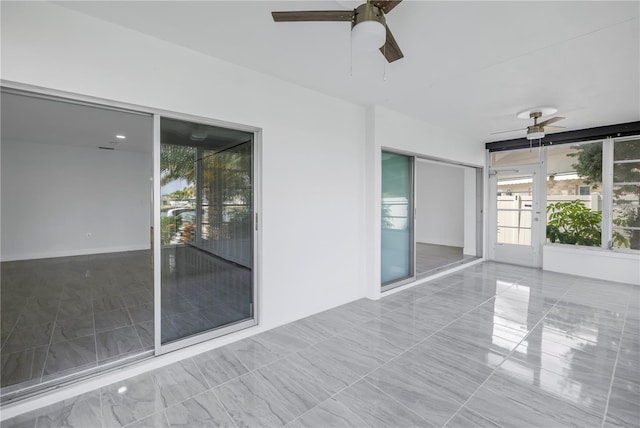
[381,151,415,289]
[156,117,256,351]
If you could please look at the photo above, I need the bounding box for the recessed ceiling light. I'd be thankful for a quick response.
[191,130,208,141]
[115,134,126,139]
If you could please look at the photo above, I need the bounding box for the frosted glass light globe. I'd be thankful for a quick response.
[351,20,386,52]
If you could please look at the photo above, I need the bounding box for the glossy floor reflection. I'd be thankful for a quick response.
[3,262,639,427]
[416,243,479,278]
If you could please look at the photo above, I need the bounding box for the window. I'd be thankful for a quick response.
[612,138,640,250]
[491,148,541,167]
[490,135,640,252]
[546,141,603,247]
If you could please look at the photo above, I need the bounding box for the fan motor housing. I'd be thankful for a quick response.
[352,3,386,28]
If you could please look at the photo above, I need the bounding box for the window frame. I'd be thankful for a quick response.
[489,135,640,253]
[606,136,640,251]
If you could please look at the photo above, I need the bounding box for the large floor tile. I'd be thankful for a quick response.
[253,326,315,356]
[52,316,94,342]
[285,348,361,396]
[149,360,209,408]
[101,374,166,427]
[472,371,605,427]
[126,411,169,428]
[256,358,331,416]
[1,322,54,356]
[444,407,504,428]
[365,361,465,426]
[214,372,296,427]
[333,380,432,428]
[227,336,285,371]
[32,391,102,428]
[94,309,132,333]
[165,390,234,427]
[192,346,249,388]
[95,325,143,361]
[286,397,368,428]
[1,346,47,387]
[43,336,96,376]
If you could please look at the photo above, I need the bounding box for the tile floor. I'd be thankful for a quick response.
[160,245,252,344]
[415,243,478,277]
[2,262,639,427]
[1,247,252,393]
[0,251,153,393]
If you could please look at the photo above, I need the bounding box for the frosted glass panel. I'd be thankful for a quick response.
[381,152,413,285]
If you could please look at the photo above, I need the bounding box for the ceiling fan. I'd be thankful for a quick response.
[492,107,565,140]
[271,0,404,63]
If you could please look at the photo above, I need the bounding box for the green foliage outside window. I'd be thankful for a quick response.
[546,200,602,246]
[569,141,640,249]
[161,215,179,245]
[547,200,630,247]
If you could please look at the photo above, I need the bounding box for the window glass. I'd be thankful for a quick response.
[496,173,533,246]
[545,142,602,247]
[612,139,640,250]
[491,148,541,167]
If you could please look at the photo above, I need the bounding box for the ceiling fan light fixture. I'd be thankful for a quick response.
[351,3,386,52]
[527,126,545,140]
[351,20,386,51]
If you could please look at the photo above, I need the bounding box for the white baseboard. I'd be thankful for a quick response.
[1,244,150,262]
[416,239,464,248]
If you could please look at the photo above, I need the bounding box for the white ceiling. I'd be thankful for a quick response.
[0,93,252,153]
[1,92,153,153]
[52,1,640,142]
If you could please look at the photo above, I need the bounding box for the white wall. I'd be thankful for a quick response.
[1,1,366,328]
[374,106,486,166]
[1,140,151,261]
[415,161,464,247]
[544,244,640,285]
[463,167,477,256]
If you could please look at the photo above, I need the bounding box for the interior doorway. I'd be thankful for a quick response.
[381,151,483,291]
[414,159,482,277]
[1,89,154,398]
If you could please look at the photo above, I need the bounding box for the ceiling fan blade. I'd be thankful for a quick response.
[490,128,526,135]
[271,11,353,22]
[537,116,565,127]
[380,24,403,62]
[371,0,403,14]
[544,125,565,130]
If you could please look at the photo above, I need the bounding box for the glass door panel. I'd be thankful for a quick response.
[490,168,541,267]
[159,117,254,347]
[381,151,414,288]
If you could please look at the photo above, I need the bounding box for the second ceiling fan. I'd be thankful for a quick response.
[493,108,566,140]
[271,0,404,63]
